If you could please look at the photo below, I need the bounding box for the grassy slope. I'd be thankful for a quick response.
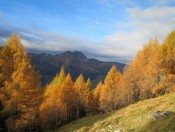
[57,93,175,132]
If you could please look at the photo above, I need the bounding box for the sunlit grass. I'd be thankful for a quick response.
[57,93,175,132]
[56,114,109,132]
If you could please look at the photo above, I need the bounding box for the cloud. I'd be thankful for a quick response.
[127,6,175,20]
[104,5,175,58]
[1,2,175,63]
[0,20,119,61]
[0,12,130,62]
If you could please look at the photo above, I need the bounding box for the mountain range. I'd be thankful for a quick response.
[29,51,125,88]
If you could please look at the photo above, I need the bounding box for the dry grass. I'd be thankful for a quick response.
[57,93,175,132]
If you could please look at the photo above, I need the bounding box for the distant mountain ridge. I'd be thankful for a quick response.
[29,51,125,88]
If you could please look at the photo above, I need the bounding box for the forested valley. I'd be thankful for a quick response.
[1,31,175,131]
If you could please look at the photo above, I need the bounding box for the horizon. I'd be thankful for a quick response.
[27,49,129,63]
[0,0,175,61]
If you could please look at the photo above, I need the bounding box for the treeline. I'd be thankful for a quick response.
[0,31,175,131]
[92,31,175,113]
[40,69,94,129]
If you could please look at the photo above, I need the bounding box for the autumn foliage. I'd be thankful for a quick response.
[1,31,175,131]
[0,34,42,131]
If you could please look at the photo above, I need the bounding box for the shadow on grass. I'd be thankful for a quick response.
[139,112,175,132]
[57,114,109,132]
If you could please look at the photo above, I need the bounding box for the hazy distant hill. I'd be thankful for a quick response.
[29,51,125,88]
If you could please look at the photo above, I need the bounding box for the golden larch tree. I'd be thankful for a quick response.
[74,74,86,117]
[152,31,175,95]
[40,67,66,130]
[92,81,103,112]
[85,78,93,114]
[99,65,121,112]
[0,34,42,131]
[60,73,78,121]
[11,59,42,131]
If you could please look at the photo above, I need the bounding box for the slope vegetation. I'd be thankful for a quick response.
[57,93,175,132]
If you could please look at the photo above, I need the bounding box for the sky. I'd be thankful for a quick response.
[0,0,175,62]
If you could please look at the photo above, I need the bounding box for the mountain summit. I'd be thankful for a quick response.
[59,51,88,63]
[29,51,125,87]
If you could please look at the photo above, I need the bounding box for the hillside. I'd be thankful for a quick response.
[29,51,125,87]
[57,93,175,132]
